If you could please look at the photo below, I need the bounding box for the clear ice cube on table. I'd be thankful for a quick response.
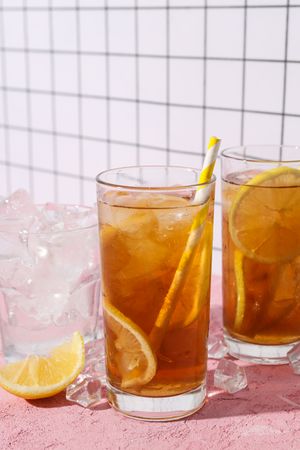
[287,342,300,375]
[66,374,102,408]
[66,339,106,408]
[214,359,248,394]
[208,335,228,359]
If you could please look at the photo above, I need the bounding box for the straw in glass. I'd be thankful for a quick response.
[149,136,221,351]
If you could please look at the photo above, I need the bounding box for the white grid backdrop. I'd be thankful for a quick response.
[1,0,300,274]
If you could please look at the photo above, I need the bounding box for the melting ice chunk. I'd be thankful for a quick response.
[66,339,106,408]
[287,342,300,375]
[214,359,248,394]
[208,335,228,359]
[66,374,102,408]
[0,189,38,217]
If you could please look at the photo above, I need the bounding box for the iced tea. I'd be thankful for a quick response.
[97,166,215,419]
[222,146,300,363]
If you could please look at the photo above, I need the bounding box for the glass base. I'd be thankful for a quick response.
[106,382,206,421]
[224,333,297,365]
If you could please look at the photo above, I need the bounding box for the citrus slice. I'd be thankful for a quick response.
[254,259,300,335]
[0,332,84,399]
[169,222,213,328]
[104,302,157,389]
[233,249,246,331]
[229,167,300,263]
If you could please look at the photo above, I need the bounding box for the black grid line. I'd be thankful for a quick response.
[134,0,140,165]
[280,0,290,155]
[104,1,111,169]
[5,47,300,66]
[0,123,212,157]
[0,159,94,182]
[240,0,247,147]
[166,0,170,166]
[1,5,300,11]
[202,0,207,158]
[2,87,300,120]
[23,0,34,196]
[48,0,58,201]
[0,2,11,194]
[75,0,84,203]
[0,123,224,164]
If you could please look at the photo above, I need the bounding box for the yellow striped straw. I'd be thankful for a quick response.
[149,136,221,351]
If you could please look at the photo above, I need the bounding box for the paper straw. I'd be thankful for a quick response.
[195,136,221,204]
[149,136,221,351]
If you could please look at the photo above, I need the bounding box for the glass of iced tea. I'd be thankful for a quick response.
[96,166,215,420]
[222,146,300,364]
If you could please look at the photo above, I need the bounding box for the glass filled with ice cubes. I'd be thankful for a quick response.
[0,190,101,362]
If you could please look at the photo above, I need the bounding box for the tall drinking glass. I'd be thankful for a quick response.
[97,166,215,420]
[222,146,300,364]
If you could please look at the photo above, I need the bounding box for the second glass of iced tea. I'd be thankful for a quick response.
[222,146,300,364]
[96,166,215,420]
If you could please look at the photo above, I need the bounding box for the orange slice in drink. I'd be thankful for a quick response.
[0,332,85,399]
[103,302,157,389]
[229,167,300,263]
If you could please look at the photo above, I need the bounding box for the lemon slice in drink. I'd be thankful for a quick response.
[170,222,213,328]
[104,302,157,389]
[233,249,246,330]
[229,167,300,263]
[0,332,84,399]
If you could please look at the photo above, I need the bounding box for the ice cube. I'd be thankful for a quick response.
[226,170,261,186]
[66,374,102,408]
[66,339,106,408]
[214,359,248,394]
[0,256,33,292]
[154,197,195,239]
[83,338,106,382]
[41,203,67,230]
[41,203,97,232]
[0,190,46,236]
[208,335,228,359]
[118,210,158,236]
[30,204,98,290]
[21,267,70,323]
[30,224,98,290]
[121,238,168,280]
[287,342,300,375]
[0,189,37,217]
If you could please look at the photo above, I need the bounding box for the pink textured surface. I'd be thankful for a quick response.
[1,276,300,450]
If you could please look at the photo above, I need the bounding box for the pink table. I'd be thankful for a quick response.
[1,276,300,450]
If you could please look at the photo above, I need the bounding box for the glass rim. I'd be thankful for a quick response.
[96,165,216,191]
[221,145,300,163]
[0,204,98,236]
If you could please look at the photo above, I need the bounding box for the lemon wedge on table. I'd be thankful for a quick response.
[229,167,300,264]
[0,332,85,399]
[104,302,157,389]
